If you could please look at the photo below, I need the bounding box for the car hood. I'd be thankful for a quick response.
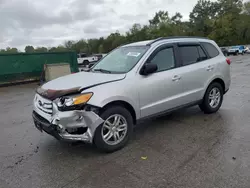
[38,71,126,100]
[42,71,126,90]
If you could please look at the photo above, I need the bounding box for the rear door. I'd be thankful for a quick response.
[175,42,217,104]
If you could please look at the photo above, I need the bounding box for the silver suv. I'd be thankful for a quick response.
[32,37,231,152]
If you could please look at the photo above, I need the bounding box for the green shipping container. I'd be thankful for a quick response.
[0,51,78,84]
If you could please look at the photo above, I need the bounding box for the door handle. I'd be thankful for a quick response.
[172,75,181,81]
[206,65,214,71]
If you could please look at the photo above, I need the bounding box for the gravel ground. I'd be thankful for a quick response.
[1,55,250,188]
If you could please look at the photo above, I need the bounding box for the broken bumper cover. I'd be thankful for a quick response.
[32,109,104,143]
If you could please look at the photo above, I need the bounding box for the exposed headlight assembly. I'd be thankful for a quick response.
[56,93,93,111]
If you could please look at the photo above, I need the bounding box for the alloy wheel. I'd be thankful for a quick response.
[101,114,128,146]
[209,87,221,108]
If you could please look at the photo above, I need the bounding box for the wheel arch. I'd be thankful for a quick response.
[101,100,137,125]
[83,59,90,64]
[205,77,226,95]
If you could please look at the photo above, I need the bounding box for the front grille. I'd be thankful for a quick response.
[35,94,53,115]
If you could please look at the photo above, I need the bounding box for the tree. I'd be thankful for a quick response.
[73,40,89,53]
[48,47,57,52]
[48,46,67,52]
[0,49,6,53]
[217,0,243,15]
[35,47,48,52]
[98,44,104,53]
[171,13,183,24]
[56,45,68,52]
[189,0,218,36]
[25,45,35,53]
[64,40,74,49]
[149,11,171,26]
[88,38,102,54]
[5,47,18,53]
[209,0,244,45]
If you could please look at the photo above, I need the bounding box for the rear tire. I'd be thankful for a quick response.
[199,82,223,114]
[94,106,133,152]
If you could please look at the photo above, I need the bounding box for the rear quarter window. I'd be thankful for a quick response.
[201,42,220,58]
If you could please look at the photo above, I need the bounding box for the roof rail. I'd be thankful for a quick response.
[146,36,208,46]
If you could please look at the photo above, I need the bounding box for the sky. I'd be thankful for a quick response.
[0,0,203,51]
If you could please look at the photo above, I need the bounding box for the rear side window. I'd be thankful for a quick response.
[179,46,200,66]
[179,45,208,66]
[197,46,207,61]
[201,42,219,58]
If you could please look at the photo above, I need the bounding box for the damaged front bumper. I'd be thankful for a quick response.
[32,95,104,143]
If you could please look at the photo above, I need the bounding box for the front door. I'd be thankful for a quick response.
[138,45,184,118]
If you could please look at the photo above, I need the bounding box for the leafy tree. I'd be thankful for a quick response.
[189,0,218,36]
[74,40,89,53]
[209,0,244,45]
[64,41,74,49]
[35,47,48,52]
[149,11,171,26]
[25,45,35,53]
[5,47,18,53]
[48,47,57,52]
[98,44,104,53]
[49,46,67,52]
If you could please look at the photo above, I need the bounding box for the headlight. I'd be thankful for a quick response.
[56,93,93,111]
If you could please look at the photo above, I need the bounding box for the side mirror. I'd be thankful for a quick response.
[140,63,158,75]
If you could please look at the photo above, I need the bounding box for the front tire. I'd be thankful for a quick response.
[94,106,133,152]
[199,82,223,114]
[83,60,89,67]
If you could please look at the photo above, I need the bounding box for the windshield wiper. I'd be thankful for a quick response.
[92,69,112,73]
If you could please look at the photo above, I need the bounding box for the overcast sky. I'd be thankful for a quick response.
[0,0,203,51]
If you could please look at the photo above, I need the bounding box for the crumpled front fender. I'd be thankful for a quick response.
[50,110,104,143]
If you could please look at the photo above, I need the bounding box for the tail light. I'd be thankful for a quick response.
[226,58,231,65]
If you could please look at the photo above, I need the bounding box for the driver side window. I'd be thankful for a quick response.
[150,47,175,72]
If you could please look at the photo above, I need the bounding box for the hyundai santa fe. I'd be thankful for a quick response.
[32,37,231,152]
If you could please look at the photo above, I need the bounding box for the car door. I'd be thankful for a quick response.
[138,44,184,118]
[176,42,218,104]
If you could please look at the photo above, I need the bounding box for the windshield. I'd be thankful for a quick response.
[92,46,149,73]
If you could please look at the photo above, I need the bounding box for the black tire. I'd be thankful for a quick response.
[83,60,89,66]
[94,106,133,152]
[199,82,224,114]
